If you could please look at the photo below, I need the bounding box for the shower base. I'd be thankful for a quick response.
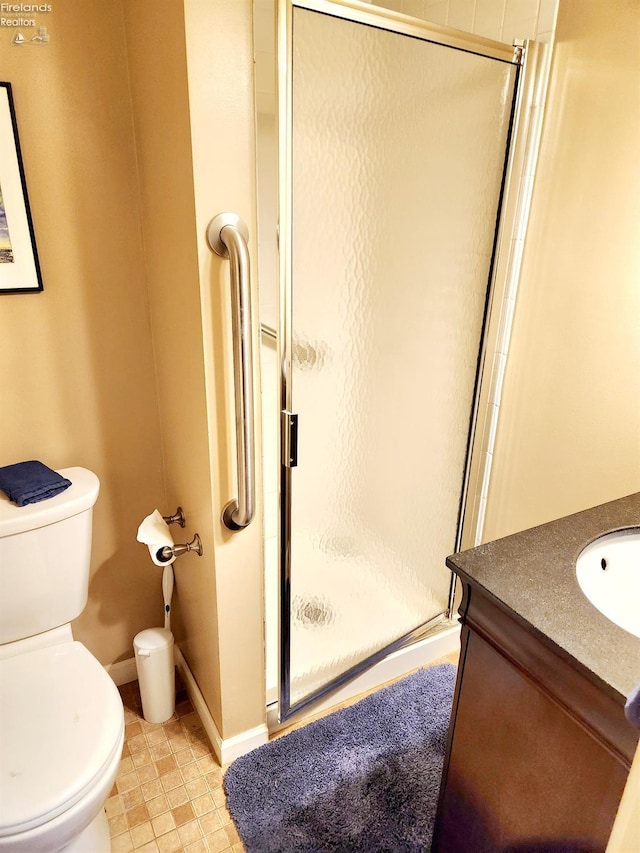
[264,526,461,730]
[266,620,460,733]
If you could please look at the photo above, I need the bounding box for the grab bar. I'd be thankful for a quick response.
[207,212,255,531]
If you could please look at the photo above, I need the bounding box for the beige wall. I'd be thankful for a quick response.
[123,0,265,739]
[11,0,635,750]
[121,1,221,725]
[183,0,265,740]
[483,0,640,541]
[1,0,264,740]
[0,1,166,665]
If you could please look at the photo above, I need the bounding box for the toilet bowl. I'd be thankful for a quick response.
[0,640,124,852]
[0,468,125,852]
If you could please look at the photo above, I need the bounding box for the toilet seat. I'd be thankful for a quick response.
[0,641,124,838]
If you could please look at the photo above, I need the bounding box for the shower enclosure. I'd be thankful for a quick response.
[257,0,526,722]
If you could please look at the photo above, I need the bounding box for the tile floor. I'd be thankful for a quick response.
[109,652,459,852]
[107,681,244,853]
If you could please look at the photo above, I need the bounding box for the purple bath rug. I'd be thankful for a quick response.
[223,663,456,852]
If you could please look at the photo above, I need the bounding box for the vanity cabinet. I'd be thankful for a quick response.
[432,495,640,853]
[433,581,636,851]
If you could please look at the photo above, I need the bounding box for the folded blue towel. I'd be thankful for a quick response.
[625,681,640,728]
[0,460,72,506]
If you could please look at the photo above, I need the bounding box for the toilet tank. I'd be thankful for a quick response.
[0,467,100,645]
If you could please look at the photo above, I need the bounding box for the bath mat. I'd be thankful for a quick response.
[224,663,456,852]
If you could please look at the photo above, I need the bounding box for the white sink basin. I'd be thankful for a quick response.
[576,527,640,638]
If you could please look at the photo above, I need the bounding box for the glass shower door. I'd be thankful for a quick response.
[279,0,520,718]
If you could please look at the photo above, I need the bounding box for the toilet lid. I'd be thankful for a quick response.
[0,641,124,836]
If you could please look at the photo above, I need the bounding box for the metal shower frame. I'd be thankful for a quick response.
[275,0,540,723]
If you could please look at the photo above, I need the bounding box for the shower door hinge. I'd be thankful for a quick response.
[281,410,298,468]
[512,38,525,65]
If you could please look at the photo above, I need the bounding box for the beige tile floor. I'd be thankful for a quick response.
[109,652,458,852]
[108,681,244,853]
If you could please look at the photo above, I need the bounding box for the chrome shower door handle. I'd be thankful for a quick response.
[207,212,256,531]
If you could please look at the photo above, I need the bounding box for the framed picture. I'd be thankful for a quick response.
[0,82,43,293]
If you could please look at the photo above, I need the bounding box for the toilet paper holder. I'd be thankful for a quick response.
[157,532,203,563]
[160,507,202,560]
[162,507,185,528]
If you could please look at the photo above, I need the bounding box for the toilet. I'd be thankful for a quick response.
[0,467,124,852]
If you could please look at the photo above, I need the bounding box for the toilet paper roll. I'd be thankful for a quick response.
[137,509,176,566]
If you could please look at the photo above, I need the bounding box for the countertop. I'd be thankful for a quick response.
[447,493,640,700]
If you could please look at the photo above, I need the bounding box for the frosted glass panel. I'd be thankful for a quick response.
[287,7,517,706]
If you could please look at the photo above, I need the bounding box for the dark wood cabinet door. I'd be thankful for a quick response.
[433,626,629,852]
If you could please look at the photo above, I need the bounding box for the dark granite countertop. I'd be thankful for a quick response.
[447,493,640,701]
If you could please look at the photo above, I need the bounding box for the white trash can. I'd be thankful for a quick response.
[134,627,175,724]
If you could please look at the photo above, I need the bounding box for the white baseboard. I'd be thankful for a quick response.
[173,647,268,766]
[104,647,268,766]
[106,628,455,763]
[107,622,459,751]
[106,656,138,687]
[105,648,268,765]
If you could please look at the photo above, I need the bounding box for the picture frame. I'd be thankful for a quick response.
[0,82,43,293]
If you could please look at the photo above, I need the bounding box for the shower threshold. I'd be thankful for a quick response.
[266,619,460,734]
